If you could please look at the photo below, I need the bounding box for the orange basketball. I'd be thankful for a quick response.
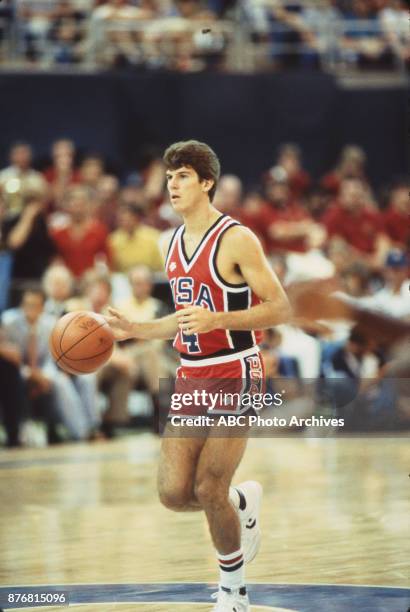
[49,311,114,375]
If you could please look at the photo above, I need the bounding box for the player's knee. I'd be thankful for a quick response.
[194,475,225,508]
[158,483,192,511]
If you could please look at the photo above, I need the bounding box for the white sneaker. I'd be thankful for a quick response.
[211,586,250,611]
[232,481,263,564]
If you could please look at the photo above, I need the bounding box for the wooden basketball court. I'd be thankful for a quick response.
[0,434,409,611]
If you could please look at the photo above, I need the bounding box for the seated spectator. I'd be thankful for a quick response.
[304,187,332,221]
[2,287,100,441]
[213,174,243,216]
[0,329,27,447]
[299,0,342,70]
[320,144,368,195]
[264,173,326,254]
[109,203,163,272]
[273,143,311,198]
[43,139,81,208]
[322,324,391,427]
[90,0,155,68]
[322,176,390,267]
[67,268,113,314]
[16,0,56,62]
[2,193,56,307]
[42,264,74,318]
[235,189,279,253]
[95,174,121,231]
[341,0,392,68]
[146,0,218,72]
[51,186,112,277]
[340,262,372,298]
[358,250,410,318]
[48,0,87,65]
[378,0,409,67]
[268,1,306,69]
[99,265,171,436]
[78,154,105,190]
[92,0,152,21]
[0,142,48,216]
[382,180,410,248]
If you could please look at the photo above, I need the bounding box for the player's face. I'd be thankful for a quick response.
[166,166,209,213]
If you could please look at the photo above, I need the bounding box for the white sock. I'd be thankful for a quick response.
[217,548,245,591]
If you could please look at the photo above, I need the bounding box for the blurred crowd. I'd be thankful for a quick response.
[0,0,408,71]
[0,137,408,447]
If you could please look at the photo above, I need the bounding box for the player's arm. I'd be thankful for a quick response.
[105,229,179,342]
[177,226,291,334]
[105,308,179,341]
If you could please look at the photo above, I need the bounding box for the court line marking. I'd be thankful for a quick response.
[16,604,292,611]
[1,581,408,590]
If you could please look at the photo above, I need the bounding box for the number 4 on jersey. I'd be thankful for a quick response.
[181,331,200,353]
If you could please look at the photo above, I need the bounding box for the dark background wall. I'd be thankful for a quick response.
[1,72,407,189]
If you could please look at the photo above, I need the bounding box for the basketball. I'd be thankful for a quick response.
[49,311,114,375]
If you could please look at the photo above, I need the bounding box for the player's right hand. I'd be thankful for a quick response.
[105,307,137,341]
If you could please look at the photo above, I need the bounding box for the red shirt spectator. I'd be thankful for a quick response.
[51,186,111,277]
[322,177,387,255]
[43,139,81,207]
[382,183,410,248]
[320,145,368,195]
[323,205,384,253]
[262,179,326,254]
[275,143,311,198]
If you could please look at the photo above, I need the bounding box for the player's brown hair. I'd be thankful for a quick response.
[163,140,220,201]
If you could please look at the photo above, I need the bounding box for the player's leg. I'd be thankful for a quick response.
[194,432,250,609]
[157,423,205,512]
[194,433,247,552]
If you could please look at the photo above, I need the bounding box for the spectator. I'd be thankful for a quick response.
[48,0,87,65]
[341,0,392,68]
[109,203,163,272]
[2,287,99,442]
[265,173,326,254]
[42,139,81,207]
[268,1,306,69]
[322,176,390,267]
[51,186,112,277]
[359,250,410,318]
[64,267,112,319]
[90,0,154,68]
[378,0,409,67]
[382,180,410,248]
[340,262,372,298]
[0,142,48,215]
[326,325,370,377]
[213,174,243,215]
[0,329,27,447]
[274,143,311,198]
[42,264,74,318]
[99,265,170,436]
[299,0,342,70]
[237,190,274,253]
[78,154,105,190]
[95,174,121,231]
[16,0,56,62]
[2,193,56,306]
[320,144,368,195]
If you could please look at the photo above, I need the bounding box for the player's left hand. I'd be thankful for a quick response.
[176,306,218,334]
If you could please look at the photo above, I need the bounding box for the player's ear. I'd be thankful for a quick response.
[202,178,214,194]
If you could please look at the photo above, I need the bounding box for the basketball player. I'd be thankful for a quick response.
[106,141,291,611]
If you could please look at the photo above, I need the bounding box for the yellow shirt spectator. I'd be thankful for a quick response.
[109,204,163,272]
